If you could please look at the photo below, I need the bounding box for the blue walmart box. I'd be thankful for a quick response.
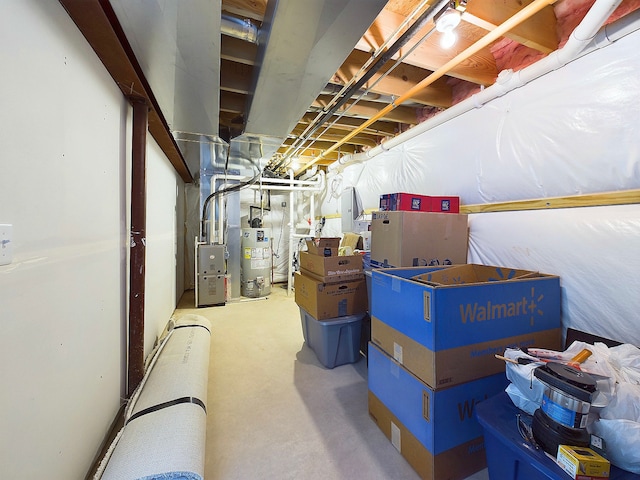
[368,342,509,458]
[371,264,562,389]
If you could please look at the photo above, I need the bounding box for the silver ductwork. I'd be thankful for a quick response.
[230,0,388,167]
[221,14,258,44]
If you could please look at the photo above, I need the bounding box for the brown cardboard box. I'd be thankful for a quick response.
[294,272,367,320]
[371,316,562,389]
[299,251,363,283]
[370,264,562,389]
[370,211,468,268]
[305,237,340,257]
[412,263,539,286]
[340,232,363,251]
[368,391,487,480]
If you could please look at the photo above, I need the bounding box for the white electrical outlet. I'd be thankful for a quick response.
[0,224,12,266]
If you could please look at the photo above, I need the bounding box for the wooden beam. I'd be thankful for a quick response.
[357,8,498,85]
[290,125,381,145]
[220,59,253,94]
[222,0,267,22]
[464,0,558,53]
[337,49,452,108]
[312,96,419,124]
[461,190,640,214]
[299,113,403,136]
[221,35,258,65]
[276,149,341,163]
[282,139,358,154]
[220,91,246,114]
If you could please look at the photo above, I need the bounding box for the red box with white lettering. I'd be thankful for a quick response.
[379,193,459,213]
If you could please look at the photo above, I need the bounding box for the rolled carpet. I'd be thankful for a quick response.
[100,314,211,480]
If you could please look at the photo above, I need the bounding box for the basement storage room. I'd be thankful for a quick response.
[2,0,640,479]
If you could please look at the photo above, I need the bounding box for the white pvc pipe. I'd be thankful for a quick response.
[208,171,324,243]
[329,0,631,173]
[288,170,295,296]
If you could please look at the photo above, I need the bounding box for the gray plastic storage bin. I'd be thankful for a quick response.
[299,307,365,368]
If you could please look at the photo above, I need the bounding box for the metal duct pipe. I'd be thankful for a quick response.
[221,14,258,44]
[329,0,637,173]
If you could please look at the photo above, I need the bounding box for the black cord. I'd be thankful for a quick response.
[200,168,261,240]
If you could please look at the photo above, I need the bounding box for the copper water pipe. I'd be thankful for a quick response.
[295,0,558,176]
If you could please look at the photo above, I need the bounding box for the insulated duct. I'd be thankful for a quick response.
[330,0,634,173]
[220,14,258,44]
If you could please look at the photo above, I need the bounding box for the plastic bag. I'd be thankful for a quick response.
[503,348,545,414]
[600,383,640,422]
[591,418,640,474]
[502,342,640,473]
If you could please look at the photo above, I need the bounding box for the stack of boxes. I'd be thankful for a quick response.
[368,264,563,479]
[295,238,368,368]
[366,195,563,479]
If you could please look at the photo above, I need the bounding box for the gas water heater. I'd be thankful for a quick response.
[241,227,272,298]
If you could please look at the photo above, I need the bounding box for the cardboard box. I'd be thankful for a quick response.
[299,251,363,283]
[370,211,468,268]
[370,265,562,389]
[414,263,539,285]
[380,193,460,213]
[305,237,340,257]
[294,272,367,320]
[340,232,363,252]
[372,317,561,389]
[368,391,487,480]
[557,446,610,480]
[368,343,509,477]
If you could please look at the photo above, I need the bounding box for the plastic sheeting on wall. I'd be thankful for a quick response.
[320,26,640,346]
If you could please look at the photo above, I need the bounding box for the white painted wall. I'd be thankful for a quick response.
[0,1,184,478]
[145,139,181,346]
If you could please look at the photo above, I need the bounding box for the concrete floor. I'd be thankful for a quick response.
[174,285,490,480]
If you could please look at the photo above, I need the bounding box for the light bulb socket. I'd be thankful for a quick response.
[435,8,462,33]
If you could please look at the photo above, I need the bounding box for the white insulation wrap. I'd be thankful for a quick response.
[320,20,640,346]
[101,315,211,480]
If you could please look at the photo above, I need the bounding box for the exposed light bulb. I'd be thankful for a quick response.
[435,8,461,49]
[440,30,457,49]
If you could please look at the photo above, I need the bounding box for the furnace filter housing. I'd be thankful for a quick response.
[241,228,272,298]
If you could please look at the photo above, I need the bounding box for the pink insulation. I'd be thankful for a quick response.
[442,0,640,111]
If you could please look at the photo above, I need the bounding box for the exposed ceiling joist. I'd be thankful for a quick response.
[312,96,419,124]
[355,7,499,85]
[336,49,453,108]
[464,0,558,53]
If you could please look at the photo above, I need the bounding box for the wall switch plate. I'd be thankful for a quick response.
[0,224,12,266]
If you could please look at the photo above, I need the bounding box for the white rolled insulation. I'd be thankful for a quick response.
[99,314,211,480]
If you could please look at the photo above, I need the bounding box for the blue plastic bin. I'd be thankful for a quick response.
[476,392,638,480]
[299,307,364,368]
